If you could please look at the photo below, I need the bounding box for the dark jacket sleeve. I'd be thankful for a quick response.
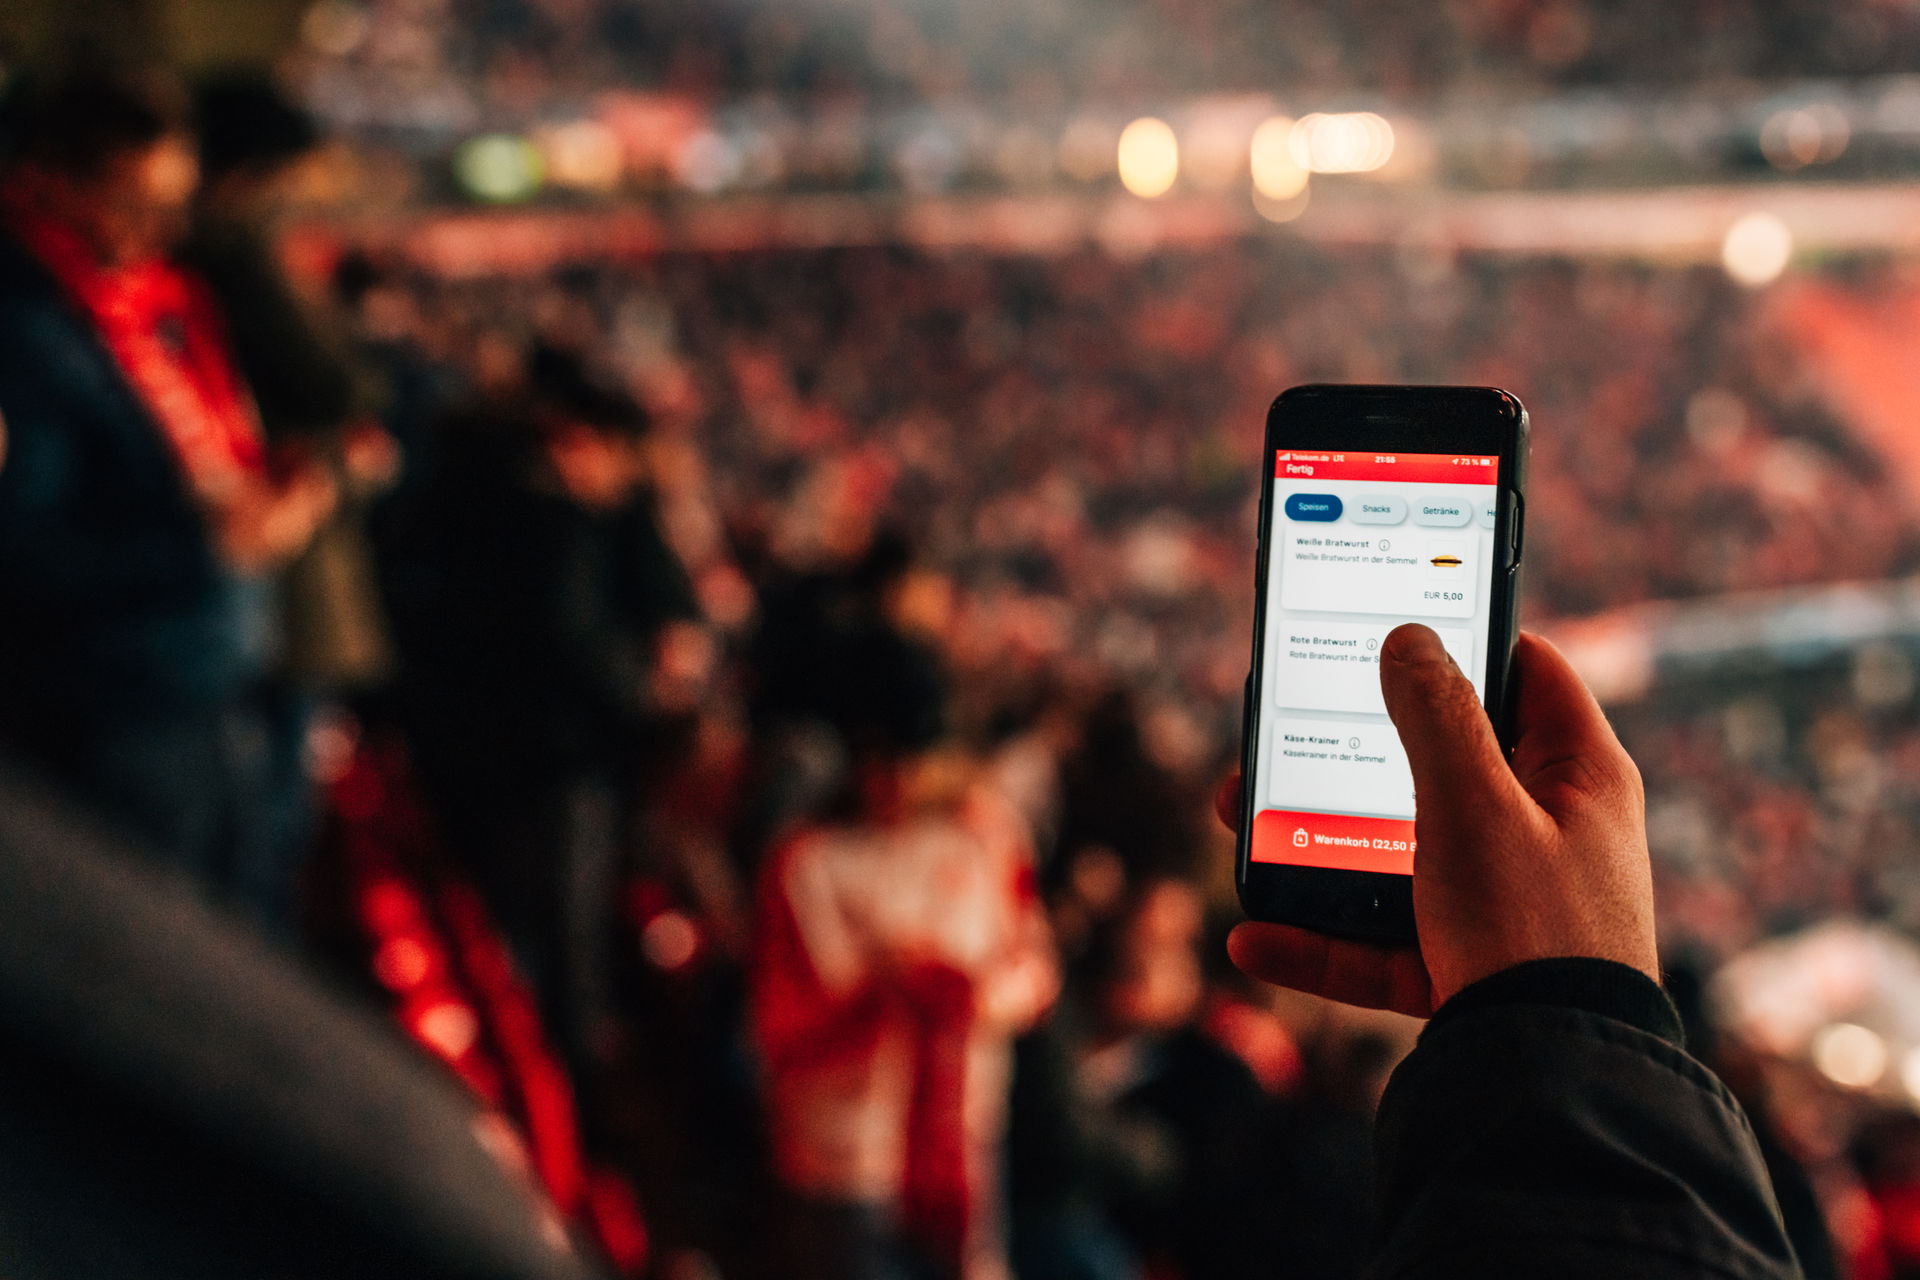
[1369,958,1803,1279]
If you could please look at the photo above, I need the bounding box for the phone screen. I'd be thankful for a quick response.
[1251,450,1502,875]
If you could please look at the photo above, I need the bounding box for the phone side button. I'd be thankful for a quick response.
[1507,493,1526,564]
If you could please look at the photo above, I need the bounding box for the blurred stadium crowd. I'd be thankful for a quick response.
[276,0,1920,208]
[298,0,1920,116]
[11,2,1920,1277]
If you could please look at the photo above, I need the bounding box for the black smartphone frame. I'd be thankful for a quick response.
[1237,384,1529,944]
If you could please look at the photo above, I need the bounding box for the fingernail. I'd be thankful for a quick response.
[1383,623,1442,664]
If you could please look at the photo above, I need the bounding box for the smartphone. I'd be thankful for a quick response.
[1237,385,1528,943]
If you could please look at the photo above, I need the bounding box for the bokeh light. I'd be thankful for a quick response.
[1902,1047,1920,1105]
[1117,117,1179,198]
[1250,116,1310,200]
[538,119,623,192]
[1721,212,1793,286]
[675,130,744,194]
[1760,104,1850,171]
[1812,1022,1888,1089]
[452,134,544,203]
[1288,112,1395,174]
[642,911,701,971]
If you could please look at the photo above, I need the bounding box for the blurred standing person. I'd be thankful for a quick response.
[183,71,400,698]
[0,69,335,929]
[733,524,920,877]
[182,72,401,911]
[751,628,1058,1280]
[1007,881,1359,1280]
[394,345,705,1085]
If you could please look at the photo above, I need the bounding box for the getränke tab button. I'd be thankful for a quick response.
[1412,496,1472,527]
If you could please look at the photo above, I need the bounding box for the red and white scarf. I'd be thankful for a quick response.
[6,201,265,500]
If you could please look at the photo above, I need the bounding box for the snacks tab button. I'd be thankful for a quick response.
[1350,494,1407,525]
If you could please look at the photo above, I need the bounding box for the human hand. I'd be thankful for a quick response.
[339,419,402,493]
[1224,624,1657,1017]
[210,462,338,573]
[649,620,717,716]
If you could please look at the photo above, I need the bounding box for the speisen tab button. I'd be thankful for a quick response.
[1284,493,1343,522]
[1350,495,1406,525]
[1412,496,1472,527]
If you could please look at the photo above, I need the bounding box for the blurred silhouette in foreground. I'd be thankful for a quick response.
[0,755,601,1279]
[0,69,335,931]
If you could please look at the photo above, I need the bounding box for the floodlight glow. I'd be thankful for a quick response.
[1117,117,1179,198]
[1721,212,1793,287]
[1288,112,1395,174]
[540,120,622,191]
[1902,1047,1920,1105]
[674,130,743,194]
[1250,116,1309,200]
[1760,104,1849,171]
[454,134,544,203]
[1812,1022,1887,1089]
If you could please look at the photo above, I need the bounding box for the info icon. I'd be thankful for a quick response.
[1292,827,1310,848]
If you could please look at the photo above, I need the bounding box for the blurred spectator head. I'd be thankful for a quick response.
[530,343,651,440]
[192,71,319,206]
[1086,878,1206,1037]
[530,343,651,509]
[834,626,949,766]
[1,67,195,265]
[778,618,950,824]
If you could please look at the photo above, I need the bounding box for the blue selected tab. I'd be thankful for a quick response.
[1284,493,1343,522]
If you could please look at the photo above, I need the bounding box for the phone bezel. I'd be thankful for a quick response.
[1237,384,1529,944]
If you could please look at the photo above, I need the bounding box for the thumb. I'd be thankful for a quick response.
[1378,624,1524,837]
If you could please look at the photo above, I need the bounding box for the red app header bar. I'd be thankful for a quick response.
[1252,809,1417,875]
[1275,451,1498,484]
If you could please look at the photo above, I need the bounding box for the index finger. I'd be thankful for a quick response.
[1215,772,1242,833]
[1227,922,1434,1018]
[1507,631,1642,818]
